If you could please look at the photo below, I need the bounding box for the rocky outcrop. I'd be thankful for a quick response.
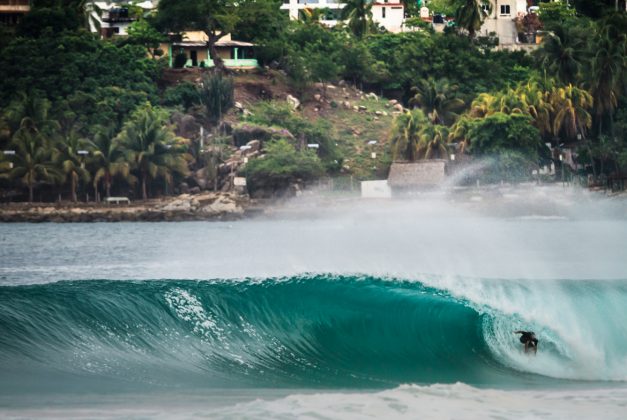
[0,192,253,223]
[232,123,295,147]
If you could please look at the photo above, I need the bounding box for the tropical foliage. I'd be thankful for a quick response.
[116,104,190,200]
[244,139,325,196]
[1,0,627,201]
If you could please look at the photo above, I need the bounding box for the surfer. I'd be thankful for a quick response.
[514,331,538,354]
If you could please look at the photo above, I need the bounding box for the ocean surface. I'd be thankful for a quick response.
[1,187,627,418]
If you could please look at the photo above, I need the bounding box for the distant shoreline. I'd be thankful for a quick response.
[0,192,261,223]
[1,184,625,223]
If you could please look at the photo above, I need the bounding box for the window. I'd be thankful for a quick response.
[382,6,386,18]
[500,4,511,15]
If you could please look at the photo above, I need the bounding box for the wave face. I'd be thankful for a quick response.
[1,276,627,393]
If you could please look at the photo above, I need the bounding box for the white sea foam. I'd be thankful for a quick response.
[3,384,625,419]
[210,384,627,420]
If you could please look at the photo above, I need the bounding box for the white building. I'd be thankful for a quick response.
[371,1,405,33]
[89,1,156,38]
[280,0,406,33]
[479,0,529,45]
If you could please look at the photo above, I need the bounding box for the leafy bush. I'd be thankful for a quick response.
[466,113,544,183]
[246,101,341,169]
[162,82,201,110]
[244,139,325,196]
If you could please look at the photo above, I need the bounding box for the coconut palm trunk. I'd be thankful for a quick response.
[71,171,78,202]
[141,172,148,200]
[28,173,34,203]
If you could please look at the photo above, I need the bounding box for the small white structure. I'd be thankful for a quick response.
[361,180,392,198]
[105,197,131,204]
[233,177,247,187]
[479,0,528,45]
[280,0,405,33]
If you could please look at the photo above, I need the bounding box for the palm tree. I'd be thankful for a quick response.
[389,109,429,162]
[535,24,587,85]
[341,0,373,39]
[587,26,625,136]
[409,78,465,126]
[514,81,553,138]
[448,114,475,154]
[550,84,593,141]
[116,103,190,200]
[455,0,491,38]
[418,124,450,160]
[469,92,498,118]
[57,130,92,202]
[3,119,61,202]
[2,92,58,137]
[90,125,132,201]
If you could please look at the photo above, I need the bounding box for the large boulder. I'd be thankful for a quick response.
[171,112,200,139]
[232,123,295,147]
[159,194,199,212]
[193,168,210,190]
[200,194,244,216]
[287,94,300,110]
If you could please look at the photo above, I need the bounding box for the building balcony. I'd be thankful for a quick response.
[0,0,31,13]
[187,58,259,69]
[101,8,135,23]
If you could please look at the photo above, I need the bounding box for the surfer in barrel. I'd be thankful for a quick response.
[514,331,538,354]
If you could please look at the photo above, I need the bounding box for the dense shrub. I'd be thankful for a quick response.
[162,82,201,110]
[244,139,325,196]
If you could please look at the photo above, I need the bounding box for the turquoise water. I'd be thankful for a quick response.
[1,191,627,417]
[1,276,626,395]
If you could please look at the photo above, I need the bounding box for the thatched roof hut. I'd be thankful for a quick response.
[387,160,447,192]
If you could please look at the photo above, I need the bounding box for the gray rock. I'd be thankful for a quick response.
[200,195,244,216]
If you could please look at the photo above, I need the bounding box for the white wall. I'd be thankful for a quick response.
[372,3,405,33]
[480,0,529,45]
[361,180,392,199]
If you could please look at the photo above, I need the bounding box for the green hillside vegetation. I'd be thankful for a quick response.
[0,0,626,202]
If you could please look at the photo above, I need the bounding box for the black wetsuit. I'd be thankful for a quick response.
[518,331,538,348]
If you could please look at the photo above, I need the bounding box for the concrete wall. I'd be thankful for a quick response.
[361,180,392,199]
[372,3,405,33]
